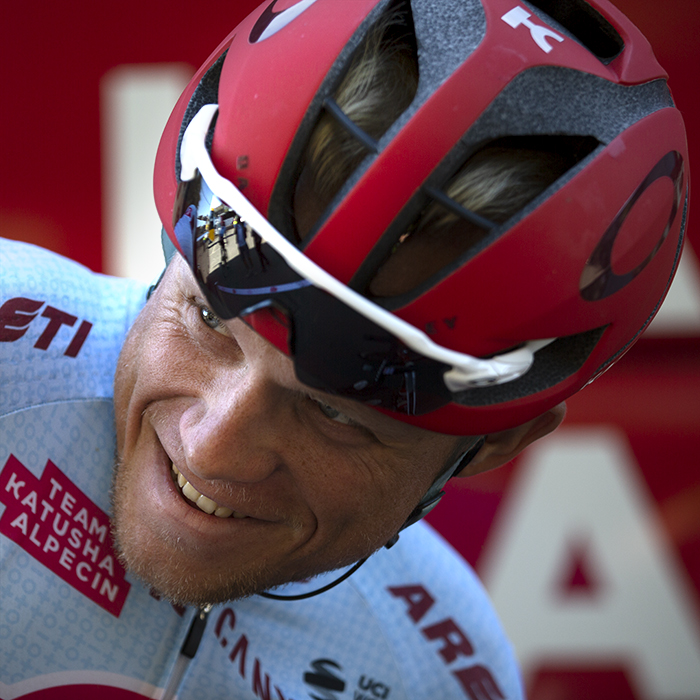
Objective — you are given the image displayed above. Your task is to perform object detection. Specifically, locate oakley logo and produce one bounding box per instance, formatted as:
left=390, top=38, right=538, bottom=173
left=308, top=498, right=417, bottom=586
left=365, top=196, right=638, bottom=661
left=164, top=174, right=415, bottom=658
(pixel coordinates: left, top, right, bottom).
left=250, top=0, right=320, bottom=43
left=580, top=151, right=684, bottom=302
left=501, top=6, right=564, bottom=53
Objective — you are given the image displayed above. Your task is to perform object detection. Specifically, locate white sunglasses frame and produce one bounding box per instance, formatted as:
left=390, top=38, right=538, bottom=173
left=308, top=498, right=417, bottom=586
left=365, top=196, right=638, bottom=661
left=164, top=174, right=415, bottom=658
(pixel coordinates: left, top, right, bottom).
left=179, top=104, right=553, bottom=391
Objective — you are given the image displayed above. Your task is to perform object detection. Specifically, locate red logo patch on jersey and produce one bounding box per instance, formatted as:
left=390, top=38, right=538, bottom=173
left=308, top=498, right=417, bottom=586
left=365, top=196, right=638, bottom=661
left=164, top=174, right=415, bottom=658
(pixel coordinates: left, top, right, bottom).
left=0, top=454, right=130, bottom=617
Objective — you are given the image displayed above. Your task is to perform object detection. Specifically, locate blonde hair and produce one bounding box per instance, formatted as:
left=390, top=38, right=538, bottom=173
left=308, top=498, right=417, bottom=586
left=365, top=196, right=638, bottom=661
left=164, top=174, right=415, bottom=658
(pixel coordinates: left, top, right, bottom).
left=302, top=8, right=418, bottom=203
left=428, top=146, right=571, bottom=229
left=297, top=6, right=576, bottom=292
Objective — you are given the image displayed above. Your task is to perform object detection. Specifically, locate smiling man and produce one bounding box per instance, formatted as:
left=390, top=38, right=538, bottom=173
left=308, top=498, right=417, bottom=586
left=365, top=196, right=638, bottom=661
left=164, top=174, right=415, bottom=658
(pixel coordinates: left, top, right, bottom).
left=111, top=254, right=560, bottom=608
left=0, top=1, right=688, bottom=699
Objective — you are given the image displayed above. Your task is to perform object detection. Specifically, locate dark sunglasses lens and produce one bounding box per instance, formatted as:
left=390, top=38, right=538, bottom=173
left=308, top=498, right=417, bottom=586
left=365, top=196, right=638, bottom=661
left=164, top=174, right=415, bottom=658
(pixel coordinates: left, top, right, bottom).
left=289, top=291, right=452, bottom=415
left=173, top=172, right=311, bottom=321
left=173, top=172, right=452, bottom=415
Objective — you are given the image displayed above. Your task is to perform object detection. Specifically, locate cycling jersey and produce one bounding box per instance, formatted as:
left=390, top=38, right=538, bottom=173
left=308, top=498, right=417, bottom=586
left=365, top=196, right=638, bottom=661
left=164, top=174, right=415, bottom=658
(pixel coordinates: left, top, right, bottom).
left=0, top=238, right=523, bottom=700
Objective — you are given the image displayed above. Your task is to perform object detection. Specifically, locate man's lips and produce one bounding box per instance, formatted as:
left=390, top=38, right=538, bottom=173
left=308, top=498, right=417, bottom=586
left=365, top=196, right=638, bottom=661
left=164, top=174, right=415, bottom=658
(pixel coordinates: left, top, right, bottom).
left=170, top=463, right=248, bottom=520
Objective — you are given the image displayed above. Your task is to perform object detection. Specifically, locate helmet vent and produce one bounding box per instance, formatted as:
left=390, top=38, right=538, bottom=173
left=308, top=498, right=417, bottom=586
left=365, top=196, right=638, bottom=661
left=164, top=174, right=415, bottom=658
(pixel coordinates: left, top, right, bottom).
left=526, top=0, right=624, bottom=63
left=365, top=134, right=600, bottom=300
left=290, top=0, right=419, bottom=242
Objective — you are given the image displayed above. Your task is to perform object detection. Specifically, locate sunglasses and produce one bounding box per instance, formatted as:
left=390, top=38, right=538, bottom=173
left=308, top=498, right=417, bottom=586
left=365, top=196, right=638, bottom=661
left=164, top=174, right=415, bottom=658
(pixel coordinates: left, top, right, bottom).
left=173, top=104, right=551, bottom=416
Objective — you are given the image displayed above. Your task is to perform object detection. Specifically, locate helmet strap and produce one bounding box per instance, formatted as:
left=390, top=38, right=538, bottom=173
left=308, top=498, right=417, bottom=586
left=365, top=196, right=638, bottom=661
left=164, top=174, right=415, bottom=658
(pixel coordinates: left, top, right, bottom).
left=385, top=435, right=486, bottom=549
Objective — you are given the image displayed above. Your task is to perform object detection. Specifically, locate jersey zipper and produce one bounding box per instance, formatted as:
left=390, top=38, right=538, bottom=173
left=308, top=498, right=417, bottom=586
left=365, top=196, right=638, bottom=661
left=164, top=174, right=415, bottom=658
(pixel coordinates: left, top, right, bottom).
left=162, top=605, right=212, bottom=700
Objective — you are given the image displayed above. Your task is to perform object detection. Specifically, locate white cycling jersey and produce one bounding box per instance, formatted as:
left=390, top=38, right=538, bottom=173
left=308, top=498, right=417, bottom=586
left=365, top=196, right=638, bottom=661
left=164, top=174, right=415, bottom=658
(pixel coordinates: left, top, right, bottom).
left=0, top=238, right=523, bottom=700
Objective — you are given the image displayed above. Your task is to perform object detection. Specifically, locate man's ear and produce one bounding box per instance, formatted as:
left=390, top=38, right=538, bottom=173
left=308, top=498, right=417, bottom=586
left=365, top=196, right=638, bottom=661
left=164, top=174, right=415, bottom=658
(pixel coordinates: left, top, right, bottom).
left=454, top=402, right=567, bottom=478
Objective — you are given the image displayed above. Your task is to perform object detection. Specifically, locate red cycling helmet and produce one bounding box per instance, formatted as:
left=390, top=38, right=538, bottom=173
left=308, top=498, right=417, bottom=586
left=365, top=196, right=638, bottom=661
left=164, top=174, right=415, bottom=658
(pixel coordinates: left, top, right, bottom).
left=154, top=0, right=689, bottom=436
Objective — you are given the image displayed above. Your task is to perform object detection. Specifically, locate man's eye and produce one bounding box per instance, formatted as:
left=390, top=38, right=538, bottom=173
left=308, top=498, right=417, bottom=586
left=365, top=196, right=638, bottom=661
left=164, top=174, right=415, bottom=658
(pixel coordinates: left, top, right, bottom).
left=312, top=399, right=354, bottom=426
left=198, top=305, right=227, bottom=335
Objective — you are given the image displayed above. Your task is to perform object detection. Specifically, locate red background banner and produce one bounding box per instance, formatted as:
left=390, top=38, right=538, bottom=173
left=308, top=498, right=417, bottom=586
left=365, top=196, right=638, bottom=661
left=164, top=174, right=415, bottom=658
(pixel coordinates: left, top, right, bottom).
left=2, top=2, right=699, bottom=698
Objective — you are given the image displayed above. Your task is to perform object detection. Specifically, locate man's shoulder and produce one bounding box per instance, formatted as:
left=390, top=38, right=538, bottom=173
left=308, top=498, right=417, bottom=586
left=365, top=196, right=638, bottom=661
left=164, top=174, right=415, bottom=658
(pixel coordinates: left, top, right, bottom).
left=0, top=238, right=149, bottom=414
left=345, top=521, right=523, bottom=698
left=0, top=238, right=148, bottom=314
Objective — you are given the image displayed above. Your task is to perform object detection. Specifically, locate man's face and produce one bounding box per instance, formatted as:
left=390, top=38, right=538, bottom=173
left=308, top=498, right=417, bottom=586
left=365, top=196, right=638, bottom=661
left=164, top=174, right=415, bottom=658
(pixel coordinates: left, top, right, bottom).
left=112, top=257, right=460, bottom=606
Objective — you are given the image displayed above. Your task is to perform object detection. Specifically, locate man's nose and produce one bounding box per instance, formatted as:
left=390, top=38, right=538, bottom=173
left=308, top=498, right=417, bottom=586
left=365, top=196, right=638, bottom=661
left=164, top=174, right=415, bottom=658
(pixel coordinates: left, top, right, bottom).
left=178, top=368, right=287, bottom=484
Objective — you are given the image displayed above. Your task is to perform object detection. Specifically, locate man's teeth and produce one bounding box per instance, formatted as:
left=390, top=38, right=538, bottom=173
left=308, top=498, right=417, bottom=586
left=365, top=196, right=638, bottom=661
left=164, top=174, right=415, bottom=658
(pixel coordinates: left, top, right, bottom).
left=171, top=464, right=247, bottom=519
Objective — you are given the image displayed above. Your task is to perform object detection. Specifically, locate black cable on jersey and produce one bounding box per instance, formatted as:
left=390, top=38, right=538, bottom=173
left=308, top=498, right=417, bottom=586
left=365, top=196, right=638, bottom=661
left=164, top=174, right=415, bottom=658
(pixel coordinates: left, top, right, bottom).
left=162, top=605, right=212, bottom=700
left=258, top=557, right=368, bottom=601
left=181, top=605, right=212, bottom=657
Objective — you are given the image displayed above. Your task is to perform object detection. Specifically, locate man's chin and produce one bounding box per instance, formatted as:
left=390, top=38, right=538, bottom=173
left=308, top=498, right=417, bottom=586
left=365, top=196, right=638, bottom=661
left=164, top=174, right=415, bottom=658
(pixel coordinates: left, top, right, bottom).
left=112, top=527, right=277, bottom=607
left=110, top=508, right=349, bottom=607
left=109, top=453, right=282, bottom=605
left=111, top=515, right=376, bottom=607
